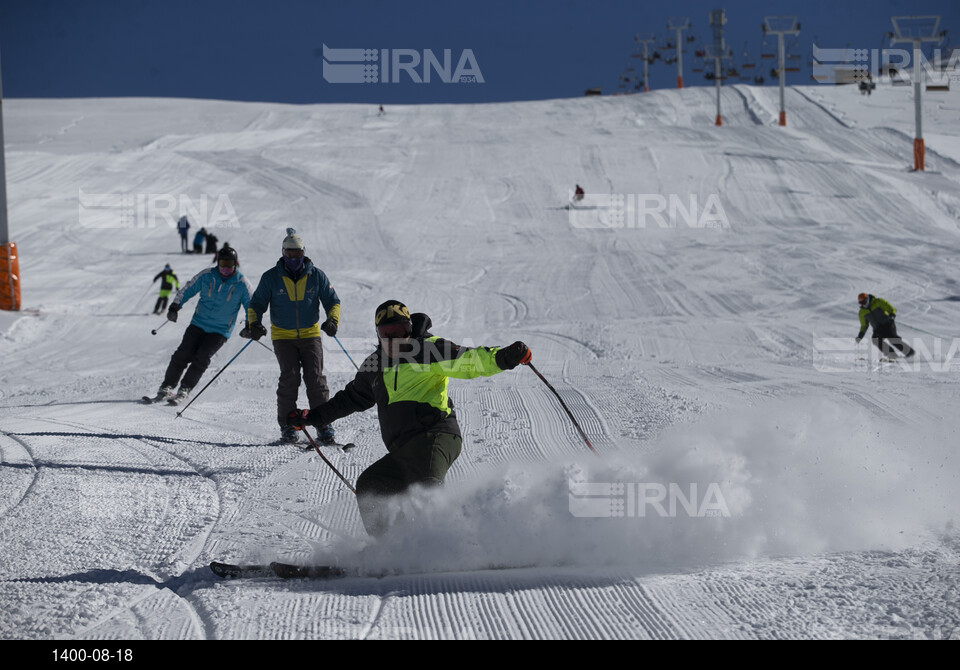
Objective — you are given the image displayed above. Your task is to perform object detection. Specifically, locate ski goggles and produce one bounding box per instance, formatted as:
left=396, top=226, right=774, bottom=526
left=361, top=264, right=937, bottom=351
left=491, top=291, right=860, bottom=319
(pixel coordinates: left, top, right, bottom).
left=283, top=248, right=305, bottom=258
left=377, top=322, right=412, bottom=340
left=218, top=259, right=236, bottom=268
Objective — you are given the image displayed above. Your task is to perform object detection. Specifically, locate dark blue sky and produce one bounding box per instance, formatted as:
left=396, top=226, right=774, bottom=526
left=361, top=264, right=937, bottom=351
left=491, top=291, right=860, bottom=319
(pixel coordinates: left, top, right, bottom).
left=1, top=0, right=957, bottom=104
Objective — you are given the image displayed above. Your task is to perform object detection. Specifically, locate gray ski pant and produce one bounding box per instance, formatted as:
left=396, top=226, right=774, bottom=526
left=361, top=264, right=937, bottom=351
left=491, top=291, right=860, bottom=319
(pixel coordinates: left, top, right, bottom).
left=273, top=337, right=329, bottom=427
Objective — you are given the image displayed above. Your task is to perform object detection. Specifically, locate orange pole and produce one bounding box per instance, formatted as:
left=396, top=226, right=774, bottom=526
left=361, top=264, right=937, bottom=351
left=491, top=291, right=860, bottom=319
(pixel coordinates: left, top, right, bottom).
left=715, top=115, right=723, bottom=126
left=0, top=242, right=21, bottom=311
left=913, top=138, right=925, bottom=171
left=779, top=110, right=787, bottom=126
left=677, top=75, right=684, bottom=89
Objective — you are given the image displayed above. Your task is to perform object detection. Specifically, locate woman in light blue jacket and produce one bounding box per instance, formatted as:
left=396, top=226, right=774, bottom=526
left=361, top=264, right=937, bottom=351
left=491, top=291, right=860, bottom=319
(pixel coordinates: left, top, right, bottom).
left=145, top=245, right=252, bottom=404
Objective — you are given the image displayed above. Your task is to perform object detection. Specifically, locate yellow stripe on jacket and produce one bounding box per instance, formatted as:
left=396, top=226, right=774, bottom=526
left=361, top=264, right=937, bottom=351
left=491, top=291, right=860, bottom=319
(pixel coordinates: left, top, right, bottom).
left=252, top=299, right=341, bottom=340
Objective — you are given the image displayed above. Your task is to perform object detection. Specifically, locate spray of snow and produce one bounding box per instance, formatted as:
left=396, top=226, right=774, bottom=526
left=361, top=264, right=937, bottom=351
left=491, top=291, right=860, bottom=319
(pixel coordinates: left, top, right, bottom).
left=312, top=396, right=959, bottom=574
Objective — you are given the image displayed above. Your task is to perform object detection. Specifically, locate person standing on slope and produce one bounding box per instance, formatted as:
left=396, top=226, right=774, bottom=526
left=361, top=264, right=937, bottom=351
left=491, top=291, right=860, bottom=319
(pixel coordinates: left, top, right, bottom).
left=286, top=299, right=532, bottom=537
left=146, top=245, right=252, bottom=404
left=856, top=292, right=915, bottom=359
left=177, top=215, right=191, bottom=253
left=193, top=227, right=207, bottom=254
left=241, top=228, right=341, bottom=445
left=152, top=264, right=180, bottom=315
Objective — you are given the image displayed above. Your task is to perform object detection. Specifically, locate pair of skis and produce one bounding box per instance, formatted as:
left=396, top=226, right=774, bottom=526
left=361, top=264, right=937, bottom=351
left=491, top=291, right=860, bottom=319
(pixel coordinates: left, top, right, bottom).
left=210, top=561, right=346, bottom=580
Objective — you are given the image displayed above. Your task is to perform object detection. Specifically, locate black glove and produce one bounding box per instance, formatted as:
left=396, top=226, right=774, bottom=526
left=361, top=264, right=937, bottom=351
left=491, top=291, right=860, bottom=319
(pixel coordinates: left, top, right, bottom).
left=287, top=409, right=310, bottom=430
left=288, top=407, right=327, bottom=429
left=167, top=303, right=180, bottom=322
left=240, top=322, right=267, bottom=340
left=495, top=341, right=532, bottom=370
left=321, top=318, right=338, bottom=337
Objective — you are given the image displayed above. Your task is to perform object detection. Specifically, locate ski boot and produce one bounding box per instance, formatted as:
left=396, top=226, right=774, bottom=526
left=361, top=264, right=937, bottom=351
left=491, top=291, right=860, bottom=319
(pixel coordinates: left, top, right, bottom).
left=317, top=424, right=336, bottom=445
left=168, top=386, right=192, bottom=405
left=279, top=425, right=300, bottom=444
left=143, top=385, right=174, bottom=404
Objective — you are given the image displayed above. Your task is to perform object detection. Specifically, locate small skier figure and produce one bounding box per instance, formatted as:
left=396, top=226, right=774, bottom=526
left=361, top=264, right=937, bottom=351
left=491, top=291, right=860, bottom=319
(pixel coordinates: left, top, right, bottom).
left=192, top=227, right=207, bottom=254
left=856, top=292, right=915, bottom=359
left=152, top=264, right=180, bottom=314
left=177, top=216, right=191, bottom=253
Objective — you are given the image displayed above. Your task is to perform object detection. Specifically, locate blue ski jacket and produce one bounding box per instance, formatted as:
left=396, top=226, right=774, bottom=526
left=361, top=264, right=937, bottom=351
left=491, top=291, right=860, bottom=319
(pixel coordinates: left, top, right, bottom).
left=174, top=268, right=252, bottom=338
left=247, top=258, right=340, bottom=340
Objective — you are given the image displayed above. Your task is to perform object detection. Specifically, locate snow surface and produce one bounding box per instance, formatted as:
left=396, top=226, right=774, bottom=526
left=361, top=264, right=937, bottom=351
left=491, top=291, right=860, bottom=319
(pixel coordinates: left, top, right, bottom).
left=1, top=79, right=959, bottom=640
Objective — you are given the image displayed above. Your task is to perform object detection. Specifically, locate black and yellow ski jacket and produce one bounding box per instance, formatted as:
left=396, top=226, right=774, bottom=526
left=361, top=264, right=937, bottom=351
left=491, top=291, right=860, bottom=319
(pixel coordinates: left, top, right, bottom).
left=857, top=295, right=896, bottom=339
left=316, top=315, right=508, bottom=452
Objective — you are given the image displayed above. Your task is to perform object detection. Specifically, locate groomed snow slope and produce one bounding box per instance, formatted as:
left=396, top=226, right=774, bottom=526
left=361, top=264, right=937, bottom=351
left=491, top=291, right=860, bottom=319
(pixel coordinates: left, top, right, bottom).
left=1, top=80, right=959, bottom=640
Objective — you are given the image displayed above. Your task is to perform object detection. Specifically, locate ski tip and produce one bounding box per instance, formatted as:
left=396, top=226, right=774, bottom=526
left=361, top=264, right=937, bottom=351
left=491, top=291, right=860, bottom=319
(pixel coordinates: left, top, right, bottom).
left=342, top=443, right=357, bottom=452
left=209, top=561, right=241, bottom=579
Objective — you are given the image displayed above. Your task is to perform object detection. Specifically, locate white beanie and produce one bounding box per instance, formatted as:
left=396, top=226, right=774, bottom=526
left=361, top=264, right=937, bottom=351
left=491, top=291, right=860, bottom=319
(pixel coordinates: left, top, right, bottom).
left=282, top=227, right=304, bottom=251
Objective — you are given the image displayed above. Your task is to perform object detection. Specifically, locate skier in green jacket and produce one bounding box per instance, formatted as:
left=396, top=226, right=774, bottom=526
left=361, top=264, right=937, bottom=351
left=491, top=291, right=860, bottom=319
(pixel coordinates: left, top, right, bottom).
left=287, top=299, right=532, bottom=537
left=152, top=264, right=180, bottom=315
left=856, top=292, right=914, bottom=359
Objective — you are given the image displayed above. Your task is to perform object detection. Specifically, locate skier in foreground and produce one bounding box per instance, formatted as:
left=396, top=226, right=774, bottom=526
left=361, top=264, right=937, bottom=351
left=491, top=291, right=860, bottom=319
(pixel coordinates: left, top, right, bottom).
left=145, top=245, right=252, bottom=404
left=855, top=292, right=915, bottom=359
left=287, top=299, right=532, bottom=537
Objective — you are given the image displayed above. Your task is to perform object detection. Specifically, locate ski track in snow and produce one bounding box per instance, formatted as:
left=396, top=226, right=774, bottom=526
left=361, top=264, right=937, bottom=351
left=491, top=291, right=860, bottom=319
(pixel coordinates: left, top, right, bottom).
left=1, top=82, right=960, bottom=640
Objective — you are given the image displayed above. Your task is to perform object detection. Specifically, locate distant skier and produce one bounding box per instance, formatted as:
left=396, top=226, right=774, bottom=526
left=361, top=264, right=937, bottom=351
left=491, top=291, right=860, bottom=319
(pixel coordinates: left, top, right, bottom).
left=205, top=231, right=219, bottom=255
left=378, top=104, right=385, bottom=116
left=152, top=264, right=180, bottom=315
left=145, top=245, right=252, bottom=405
left=573, top=184, right=585, bottom=202
left=177, top=216, right=191, bottom=253
left=242, top=228, right=341, bottom=445
left=286, top=299, right=532, bottom=537
left=855, top=293, right=915, bottom=359
left=193, top=227, right=207, bottom=254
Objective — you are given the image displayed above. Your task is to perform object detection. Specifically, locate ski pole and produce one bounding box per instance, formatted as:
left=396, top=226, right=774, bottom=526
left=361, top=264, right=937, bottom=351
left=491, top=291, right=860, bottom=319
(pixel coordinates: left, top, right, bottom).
left=151, top=319, right=170, bottom=336
left=134, top=282, right=155, bottom=311
left=175, top=339, right=254, bottom=418
left=525, top=361, right=598, bottom=454
left=302, top=426, right=356, bottom=495
left=332, top=334, right=360, bottom=371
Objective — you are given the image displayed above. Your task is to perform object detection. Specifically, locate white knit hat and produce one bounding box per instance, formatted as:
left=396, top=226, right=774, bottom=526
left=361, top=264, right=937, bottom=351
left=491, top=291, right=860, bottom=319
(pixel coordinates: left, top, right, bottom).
left=282, top=227, right=304, bottom=251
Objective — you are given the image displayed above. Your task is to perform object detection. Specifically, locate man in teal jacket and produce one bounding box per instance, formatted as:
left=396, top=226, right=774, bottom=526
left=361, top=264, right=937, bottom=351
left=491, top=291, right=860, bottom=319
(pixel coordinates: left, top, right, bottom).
left=288, top=299, right=532, bottom=537
left=856, top=292, right=915, bottom=359
left=147, top=245, right=252, bottom=404
left=242, top=228, right=341, bottom=444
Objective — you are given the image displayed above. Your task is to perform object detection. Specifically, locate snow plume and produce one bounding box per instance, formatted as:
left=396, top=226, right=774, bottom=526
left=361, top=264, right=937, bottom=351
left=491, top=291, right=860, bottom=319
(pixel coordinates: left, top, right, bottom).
left=315, top=397, right=959, bottom=575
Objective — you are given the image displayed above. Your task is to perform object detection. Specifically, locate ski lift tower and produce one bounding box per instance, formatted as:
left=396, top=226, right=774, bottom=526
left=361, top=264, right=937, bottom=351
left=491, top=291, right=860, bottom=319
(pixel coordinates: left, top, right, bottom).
left=890, top=15, right=946, bottom=171
left=707, top=9, right=731, bottom=126
left=763, top=16, right=800, bottom=127
left=668, top=17, right=691, bottom=88
left=633, top=33, right=657, bottom=92
left=0, top=44, right=20, bottom=312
